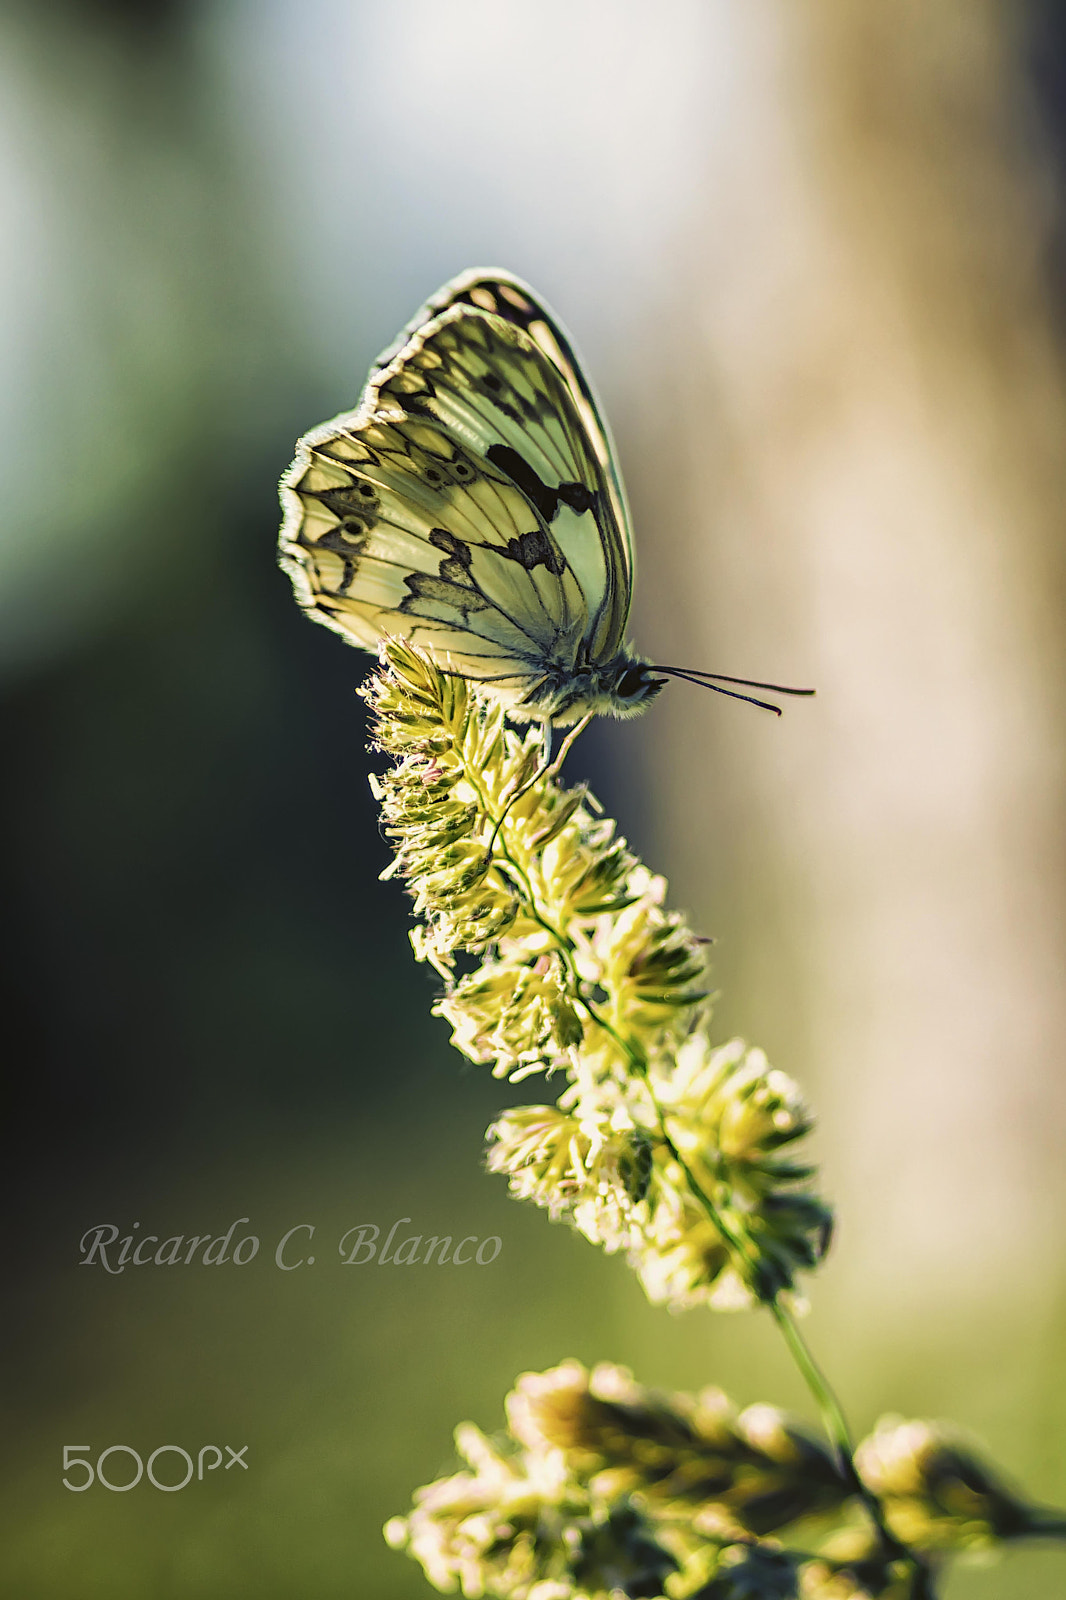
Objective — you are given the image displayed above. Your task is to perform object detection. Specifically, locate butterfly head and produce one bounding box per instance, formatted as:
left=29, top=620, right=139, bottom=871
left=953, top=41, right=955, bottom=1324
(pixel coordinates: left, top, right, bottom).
left=606, top=660, right=669, bottom=718
left=519, top=654, right=816, bottom=726
left=520, top=653, right=666, bottom=725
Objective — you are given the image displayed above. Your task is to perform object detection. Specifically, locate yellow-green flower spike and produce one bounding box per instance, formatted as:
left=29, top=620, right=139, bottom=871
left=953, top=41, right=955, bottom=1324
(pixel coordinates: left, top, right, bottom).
left=363, top=641, right=831, bottom=1308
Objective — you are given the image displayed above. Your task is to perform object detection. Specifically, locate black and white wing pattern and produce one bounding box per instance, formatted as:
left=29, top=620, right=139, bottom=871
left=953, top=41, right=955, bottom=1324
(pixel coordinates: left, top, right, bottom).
left=278, top=270, right=647, bottom=723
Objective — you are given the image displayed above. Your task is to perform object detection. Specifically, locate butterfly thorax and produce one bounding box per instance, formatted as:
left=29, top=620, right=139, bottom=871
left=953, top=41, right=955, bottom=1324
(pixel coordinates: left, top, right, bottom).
left=517, top=652, right=665, bottom=725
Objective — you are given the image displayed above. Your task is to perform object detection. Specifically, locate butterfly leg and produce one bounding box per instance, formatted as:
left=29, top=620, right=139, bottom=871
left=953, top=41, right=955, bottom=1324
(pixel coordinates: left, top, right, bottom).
left=544, top=713, right=591, bottom=780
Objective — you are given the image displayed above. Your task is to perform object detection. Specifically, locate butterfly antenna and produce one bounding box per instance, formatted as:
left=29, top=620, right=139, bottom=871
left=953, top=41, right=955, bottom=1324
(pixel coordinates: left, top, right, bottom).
left=655, top=666, right=816, bottom=697
left=653, top=665, right=815, bottom=715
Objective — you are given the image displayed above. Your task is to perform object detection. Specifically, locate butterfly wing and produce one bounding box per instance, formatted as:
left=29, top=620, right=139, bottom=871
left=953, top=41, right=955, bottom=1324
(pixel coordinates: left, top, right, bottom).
left=278, top=271, right=635, bottom=709
left=372, top=268, right=635, bottom=611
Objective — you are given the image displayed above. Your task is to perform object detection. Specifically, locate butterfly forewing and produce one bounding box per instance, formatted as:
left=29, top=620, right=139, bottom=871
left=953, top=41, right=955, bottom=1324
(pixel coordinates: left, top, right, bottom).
left=375, top=270, right=634, bottom=651
left=279, top=271, right=635, bottom=706
left=380, top=309, right=623, bottom=647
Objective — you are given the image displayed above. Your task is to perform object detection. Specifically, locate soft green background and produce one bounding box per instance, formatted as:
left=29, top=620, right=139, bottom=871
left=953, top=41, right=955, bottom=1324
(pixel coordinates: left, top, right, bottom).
left=2, top=3, right=1066, bottom=1596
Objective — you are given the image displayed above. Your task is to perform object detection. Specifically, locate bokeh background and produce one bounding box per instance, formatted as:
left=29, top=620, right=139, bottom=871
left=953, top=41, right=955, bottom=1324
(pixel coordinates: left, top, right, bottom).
left=3, top=2, right=1066, bottom=1595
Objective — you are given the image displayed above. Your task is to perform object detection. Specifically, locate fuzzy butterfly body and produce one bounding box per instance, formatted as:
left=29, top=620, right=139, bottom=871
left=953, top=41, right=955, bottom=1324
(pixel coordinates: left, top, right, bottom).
left=278, top=269, right=663, bottom=725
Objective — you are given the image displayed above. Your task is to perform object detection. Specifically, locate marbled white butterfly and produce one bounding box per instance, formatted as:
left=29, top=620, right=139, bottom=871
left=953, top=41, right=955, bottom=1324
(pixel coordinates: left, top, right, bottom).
left=279, top=269, right=811, bottom=728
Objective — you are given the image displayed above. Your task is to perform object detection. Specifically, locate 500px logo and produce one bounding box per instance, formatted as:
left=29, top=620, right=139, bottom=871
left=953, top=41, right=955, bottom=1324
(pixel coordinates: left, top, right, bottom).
left=61, top=1444, right=248, bottom=1492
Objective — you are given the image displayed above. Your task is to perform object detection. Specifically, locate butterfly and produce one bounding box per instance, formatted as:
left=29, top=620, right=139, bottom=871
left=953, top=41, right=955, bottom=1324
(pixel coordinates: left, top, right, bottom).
left=278, top=269, right=812, bottom=732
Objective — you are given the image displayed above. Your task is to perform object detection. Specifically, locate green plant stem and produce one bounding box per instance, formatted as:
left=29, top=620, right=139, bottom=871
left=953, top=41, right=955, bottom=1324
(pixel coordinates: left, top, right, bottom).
left=569, top=980, right=939, bottom=1595
left=769, top=1297, right=853, bottom=1475
left=468, top=739, right=940, bottom=1594
left=770, top=1301, right=936, bottom=1598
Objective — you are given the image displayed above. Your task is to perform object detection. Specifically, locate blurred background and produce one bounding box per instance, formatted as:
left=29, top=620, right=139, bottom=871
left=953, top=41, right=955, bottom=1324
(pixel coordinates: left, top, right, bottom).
left=2, top=1, right=1066, bottom=1595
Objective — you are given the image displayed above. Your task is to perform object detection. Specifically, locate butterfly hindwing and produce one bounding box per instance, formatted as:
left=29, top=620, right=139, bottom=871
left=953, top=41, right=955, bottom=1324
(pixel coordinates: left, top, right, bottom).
left=284, top=399, right=583, bottom=689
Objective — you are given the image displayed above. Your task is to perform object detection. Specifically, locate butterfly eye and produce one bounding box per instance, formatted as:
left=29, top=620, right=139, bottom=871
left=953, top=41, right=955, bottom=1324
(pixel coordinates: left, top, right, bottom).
left=616, top=668, right=648, bottom=699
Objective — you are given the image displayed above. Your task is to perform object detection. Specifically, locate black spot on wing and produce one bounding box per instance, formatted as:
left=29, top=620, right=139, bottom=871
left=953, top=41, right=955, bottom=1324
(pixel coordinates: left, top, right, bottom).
left=419, top=451, right=478, bottom=489
left=399, top=572, right=490, bottom=617
left=428, top=527, right=477, bottom=585
left=557, top=482, right=593, bottom=514
left=431, top=518, right=564, bottom=585
left=486, top=444, right=595, bottom=526
left=307, top=483, right=380, bottom=528
left=499, top=528, right=566, bottom=576
left=298, top=480, right=380, bottom=595
left=429, top=528, right=473, bottom=568
left=301, top=524, right=370, bottom=596
left=486, top=444, right=558, bottom=522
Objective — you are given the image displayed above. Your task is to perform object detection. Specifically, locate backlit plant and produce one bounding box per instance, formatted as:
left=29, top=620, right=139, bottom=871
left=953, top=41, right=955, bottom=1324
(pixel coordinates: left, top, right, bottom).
left=364, top=640, right=1064, bottom=1600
